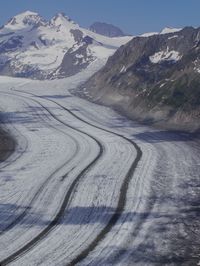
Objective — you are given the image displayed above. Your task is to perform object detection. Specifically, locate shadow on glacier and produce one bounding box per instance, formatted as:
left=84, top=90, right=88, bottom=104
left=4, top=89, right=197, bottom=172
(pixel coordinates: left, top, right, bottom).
left=85, top=245, right=198, bottom=266
left=1, top=199, right=198, bottom=227
left=0, top=106, right=61, bottom=125
left=38, top=95, right=72, bottom=99
left=133, top=130, right=195, bottom=143
left=108, top=116, right=141, bottom=129
left=0, top=203, right=30, bottom=232
left=62, top=200, right=200, bottom=225
left=1, top=204, right=199, bottom=265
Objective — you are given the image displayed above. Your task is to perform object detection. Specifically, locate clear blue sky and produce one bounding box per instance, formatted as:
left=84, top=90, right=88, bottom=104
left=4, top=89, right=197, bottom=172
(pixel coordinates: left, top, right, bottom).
left=0, top=0, right=199, bottom=35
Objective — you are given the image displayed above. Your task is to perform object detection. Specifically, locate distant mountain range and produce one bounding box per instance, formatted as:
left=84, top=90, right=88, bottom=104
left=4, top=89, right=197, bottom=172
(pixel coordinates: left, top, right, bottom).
left=1, top=11, right=200, bottom=131
left=82, top=26, right=200, bottom=132
left=89, top=22, right=126, bottom=37
left=0, top=11, right=132, bottom=79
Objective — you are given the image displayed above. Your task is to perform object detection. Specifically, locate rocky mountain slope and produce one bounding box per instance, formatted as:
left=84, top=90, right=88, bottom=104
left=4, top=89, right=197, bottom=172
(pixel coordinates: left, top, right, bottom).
left=0, top=11, right=132, bottom=79
left=82, top=26, right=200, bottom=132
left=89, top=22, right=126, bottom=37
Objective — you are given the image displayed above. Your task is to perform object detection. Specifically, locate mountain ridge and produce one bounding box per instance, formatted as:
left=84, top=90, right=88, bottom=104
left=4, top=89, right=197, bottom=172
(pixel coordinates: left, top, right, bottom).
left=81, top=26, right=200, bottom=132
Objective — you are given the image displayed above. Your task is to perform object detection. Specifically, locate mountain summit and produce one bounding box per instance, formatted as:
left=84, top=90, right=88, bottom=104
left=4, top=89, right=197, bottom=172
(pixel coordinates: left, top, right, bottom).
left=50, top=12, right=76, bottom=27
left=4, top=11, right=47, bottom=30
left=0, top=11, right=132, bottom=80
left=90, top=22, right=126, bottom=37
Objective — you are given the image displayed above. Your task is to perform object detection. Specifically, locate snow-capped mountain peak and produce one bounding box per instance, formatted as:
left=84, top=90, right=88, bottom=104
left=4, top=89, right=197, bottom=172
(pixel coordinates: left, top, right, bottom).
left=0, top=11, right=132, bottom=80
left=15, top=10, right=39, bottom=17
left=4, top=11, right=46, bottom=30
left=50, top=13, right=77, bottom=27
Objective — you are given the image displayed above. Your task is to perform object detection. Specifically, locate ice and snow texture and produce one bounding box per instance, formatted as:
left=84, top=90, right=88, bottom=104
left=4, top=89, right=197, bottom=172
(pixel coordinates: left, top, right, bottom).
left=0, top=67, right=199, bottom=266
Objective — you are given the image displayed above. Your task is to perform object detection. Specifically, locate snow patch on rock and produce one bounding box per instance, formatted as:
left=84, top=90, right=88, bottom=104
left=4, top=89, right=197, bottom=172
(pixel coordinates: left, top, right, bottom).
left=150, top=48, right=182, bottom=64
left=168, top=35, right=179, bottom=40
left=120, top=65, right=127, bottom=73
left=141, top=32, right=159, bottom=37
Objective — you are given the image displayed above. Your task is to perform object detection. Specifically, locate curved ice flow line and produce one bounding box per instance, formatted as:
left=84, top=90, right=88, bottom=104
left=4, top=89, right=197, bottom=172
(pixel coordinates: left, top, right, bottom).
left=0, top=92, right=98, bottom=236
left=0, top=91, right=104, bottom=265
left=8, top=91, right=142, bottom=266
left=40, top=98, right=142, bottom=266
left=33, top=94, right=199, bottom=266
left=0, top=92, right=82, bottom=236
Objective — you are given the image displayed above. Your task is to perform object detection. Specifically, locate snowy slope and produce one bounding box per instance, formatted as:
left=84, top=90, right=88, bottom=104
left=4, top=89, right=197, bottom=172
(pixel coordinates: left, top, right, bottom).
left=0, top=11, right=132, bottom=80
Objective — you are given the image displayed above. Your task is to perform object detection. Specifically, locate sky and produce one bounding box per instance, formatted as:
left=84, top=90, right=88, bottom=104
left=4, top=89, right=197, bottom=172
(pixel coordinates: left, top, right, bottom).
left=0, top=0, right=199, bottom=35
